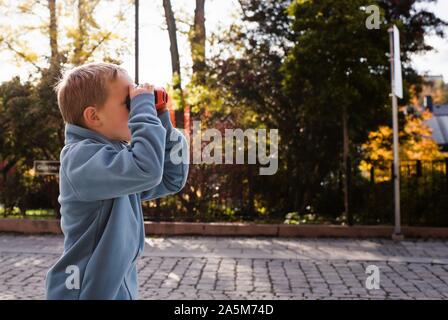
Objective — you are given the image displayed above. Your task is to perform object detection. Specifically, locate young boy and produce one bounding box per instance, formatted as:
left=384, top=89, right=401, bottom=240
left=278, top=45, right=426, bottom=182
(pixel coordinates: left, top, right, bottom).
left=45, top=62, right=189, bottom=300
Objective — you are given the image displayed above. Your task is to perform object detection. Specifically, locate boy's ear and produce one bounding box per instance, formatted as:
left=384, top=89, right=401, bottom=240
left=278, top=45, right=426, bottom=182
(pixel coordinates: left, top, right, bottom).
left=83, top=106, right=101, bottom=127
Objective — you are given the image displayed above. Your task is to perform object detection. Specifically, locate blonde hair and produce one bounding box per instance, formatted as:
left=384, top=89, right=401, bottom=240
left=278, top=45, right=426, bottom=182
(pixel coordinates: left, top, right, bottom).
left=54, top=62, right=128, bottom=125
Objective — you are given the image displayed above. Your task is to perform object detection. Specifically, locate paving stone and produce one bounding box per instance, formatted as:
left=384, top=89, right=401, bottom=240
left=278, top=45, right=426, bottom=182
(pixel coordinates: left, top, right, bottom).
left=1, top=234, right=448, bottom=299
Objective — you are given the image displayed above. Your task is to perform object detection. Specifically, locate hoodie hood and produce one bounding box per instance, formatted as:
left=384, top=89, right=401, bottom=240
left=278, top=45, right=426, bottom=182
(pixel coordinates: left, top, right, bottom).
left=64, top=123, right=126, bottom=149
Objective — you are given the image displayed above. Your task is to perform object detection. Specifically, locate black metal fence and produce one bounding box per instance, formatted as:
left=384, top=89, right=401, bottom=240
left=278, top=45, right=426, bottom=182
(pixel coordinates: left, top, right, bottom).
left=351, top=159, right=448, bottom=226
left=2, top=159, right=448, bottom=226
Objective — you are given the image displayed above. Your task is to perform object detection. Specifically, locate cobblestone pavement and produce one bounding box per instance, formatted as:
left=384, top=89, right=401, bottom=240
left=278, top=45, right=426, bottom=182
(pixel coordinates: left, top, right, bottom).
left=1, top=234, right=448, bottom=300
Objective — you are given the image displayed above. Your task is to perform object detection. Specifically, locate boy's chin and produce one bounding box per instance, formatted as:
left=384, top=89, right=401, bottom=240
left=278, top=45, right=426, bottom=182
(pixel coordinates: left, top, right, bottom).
left=120, top=136, right=131, bottom=143
left=114, top=133, right=131, bottom=142
left=119, top=130, right=132, bottom=142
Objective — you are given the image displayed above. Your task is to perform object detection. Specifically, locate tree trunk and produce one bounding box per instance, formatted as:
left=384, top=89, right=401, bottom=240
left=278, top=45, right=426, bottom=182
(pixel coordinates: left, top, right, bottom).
left=342, top=105, right=353, bottom=225
left=1, top=171, right=6, bottom=217
left=48, top=0, right=59, bottom=71
left=162, top=0, right=185, bottom=127
left=190, top=0, right=206, bottom=84
left=73, top=0, right=87, bottom=66
left=163, top=0, right=181, bottom=87
left=247, top=165, right=254, bottom=218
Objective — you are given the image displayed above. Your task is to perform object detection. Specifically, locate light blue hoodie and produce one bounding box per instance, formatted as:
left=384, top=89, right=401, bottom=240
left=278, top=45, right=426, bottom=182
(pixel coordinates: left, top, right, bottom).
left=45, top=93, right=189, bottom=300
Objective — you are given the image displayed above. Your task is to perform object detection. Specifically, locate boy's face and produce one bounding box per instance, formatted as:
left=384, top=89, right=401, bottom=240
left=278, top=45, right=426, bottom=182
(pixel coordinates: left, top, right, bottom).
left=89, top=73, right=133, bottom=142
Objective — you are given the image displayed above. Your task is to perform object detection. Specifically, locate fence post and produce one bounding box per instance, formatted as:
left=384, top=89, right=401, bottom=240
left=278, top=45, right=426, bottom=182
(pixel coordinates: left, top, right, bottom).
left=445, top=158, right=448, bottom=193
left=416, top=160, right=422, bottom=177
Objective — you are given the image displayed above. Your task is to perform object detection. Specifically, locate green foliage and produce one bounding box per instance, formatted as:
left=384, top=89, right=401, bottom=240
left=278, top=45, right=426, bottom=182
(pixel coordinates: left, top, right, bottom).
left=0, top=74, right=61, bottom=216
left=207, top=0, right=447, bottom=225
left=1, top=0, right=447, bottom=226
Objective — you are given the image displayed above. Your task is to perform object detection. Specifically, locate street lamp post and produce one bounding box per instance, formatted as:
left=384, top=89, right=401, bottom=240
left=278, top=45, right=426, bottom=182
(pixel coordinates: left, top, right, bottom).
left=135, top=0, right=139, bottom=84
left=388, top=25, right=404, bottom=241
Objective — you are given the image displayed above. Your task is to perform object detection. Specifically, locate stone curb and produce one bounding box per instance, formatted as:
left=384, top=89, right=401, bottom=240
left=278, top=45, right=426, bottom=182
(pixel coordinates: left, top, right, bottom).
left=1, top=219, right=448, bottom=239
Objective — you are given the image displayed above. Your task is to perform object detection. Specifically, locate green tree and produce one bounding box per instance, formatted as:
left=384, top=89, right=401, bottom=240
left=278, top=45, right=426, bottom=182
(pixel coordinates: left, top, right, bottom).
left=283, top=0, right=446, bottom=224
left=209, top=0, right=446, bottom=223
left=0, top=0, right=132, bottom=72
left=0, top=0, right=134, bottom=216
left=0, top=77, right=59, bottom=215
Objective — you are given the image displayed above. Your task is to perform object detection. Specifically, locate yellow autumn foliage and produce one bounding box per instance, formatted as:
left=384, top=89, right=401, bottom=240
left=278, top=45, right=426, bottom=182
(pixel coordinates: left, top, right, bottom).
left=359, top=109, right=446, bottom=182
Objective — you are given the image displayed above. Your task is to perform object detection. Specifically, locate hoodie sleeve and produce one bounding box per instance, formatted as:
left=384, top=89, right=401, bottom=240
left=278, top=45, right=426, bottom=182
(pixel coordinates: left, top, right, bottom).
left=140, top=110, right=189, bottom=201
left=62, top=93, right=166, bottom=202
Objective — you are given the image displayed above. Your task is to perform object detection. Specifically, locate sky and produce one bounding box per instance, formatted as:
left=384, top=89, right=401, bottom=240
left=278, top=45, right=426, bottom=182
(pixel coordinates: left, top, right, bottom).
left=411, top=0, right=448, bottom=81
left=0, top=0, right=447, bottom=86
left=0, top=0, right=239, bottom=87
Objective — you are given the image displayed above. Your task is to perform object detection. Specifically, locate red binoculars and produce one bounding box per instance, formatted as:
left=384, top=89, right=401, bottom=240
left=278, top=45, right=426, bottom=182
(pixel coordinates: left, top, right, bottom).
left=125, top=87, right=168, bottom=111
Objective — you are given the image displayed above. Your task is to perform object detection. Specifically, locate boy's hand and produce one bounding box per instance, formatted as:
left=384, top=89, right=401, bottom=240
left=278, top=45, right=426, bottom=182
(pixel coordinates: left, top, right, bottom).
left=156, top=93, right=171, bottom=115
left=129, top=83, right=154, bottom=99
